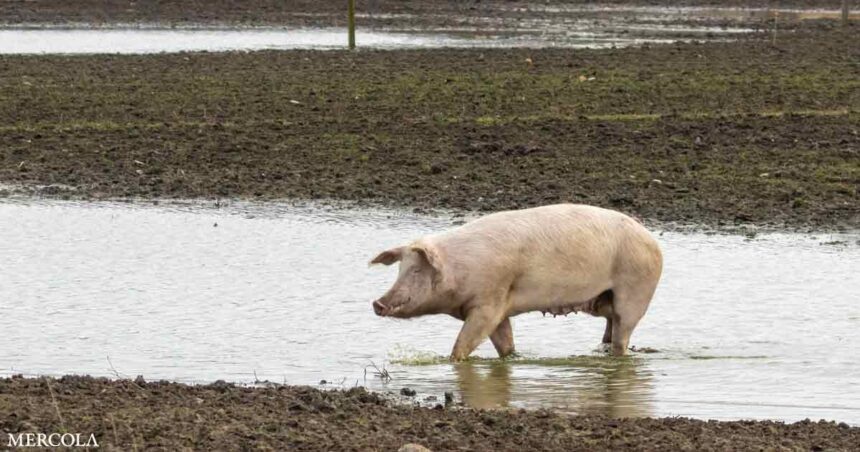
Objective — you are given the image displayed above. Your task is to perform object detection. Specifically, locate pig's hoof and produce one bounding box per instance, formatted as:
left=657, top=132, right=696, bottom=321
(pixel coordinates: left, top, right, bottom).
left=499, top=351, right=522, bottom=360
left=449, top=354, right=470, bottom=363
left=595, top=342, right=612, bottom=354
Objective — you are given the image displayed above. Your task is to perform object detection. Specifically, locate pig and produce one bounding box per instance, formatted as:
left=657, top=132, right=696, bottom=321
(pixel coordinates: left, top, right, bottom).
left=370, top=204, right=662, bottom=360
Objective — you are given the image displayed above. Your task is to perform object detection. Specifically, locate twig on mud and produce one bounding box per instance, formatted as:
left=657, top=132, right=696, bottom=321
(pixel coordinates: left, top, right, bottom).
left=127, top=424, right=140, bottom=452
left=44, top=377, right=66, bottom=432
left=106, top=356, right=123, bottom=379
left=365, top=360, right=392, bottom=383
left=109, top=414, right=119, bottom=447
left=250, top=370, right=287, bottom=388
left=106, top=356, right=144, bottom=390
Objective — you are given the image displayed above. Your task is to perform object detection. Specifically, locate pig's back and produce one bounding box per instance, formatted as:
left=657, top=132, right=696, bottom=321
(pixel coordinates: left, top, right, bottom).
left=435, top=204, right=654, bottom=282
left=456, top=204, right=635, bottom=243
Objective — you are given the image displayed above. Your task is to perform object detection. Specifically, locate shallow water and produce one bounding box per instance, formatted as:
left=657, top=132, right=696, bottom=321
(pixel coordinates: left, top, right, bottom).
left=0, top=28, right=527, bottom=54
left=0, top=26, right=684, bottom=54
left=2, top=4, right=853, bottom=54
left=1, top=200, right=858, bottom=424
left=0, top=3, right=773, bottom=55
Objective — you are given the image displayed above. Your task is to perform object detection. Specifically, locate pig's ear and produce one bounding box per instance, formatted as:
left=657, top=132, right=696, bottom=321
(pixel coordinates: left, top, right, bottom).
left=411, top=244, right=443, bottom=274
left=369, top=247, right=404, bottom=266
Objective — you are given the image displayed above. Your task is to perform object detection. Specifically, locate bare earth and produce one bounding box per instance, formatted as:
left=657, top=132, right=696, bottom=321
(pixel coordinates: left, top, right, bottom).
left=1, top=22, right=858, bottom=230
left=1, top=376, right=858, bottom=451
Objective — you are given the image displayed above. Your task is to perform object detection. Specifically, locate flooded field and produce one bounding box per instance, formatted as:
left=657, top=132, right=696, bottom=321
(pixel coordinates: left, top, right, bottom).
left=3, top=4, right=817, bottom=54
left=1, top=200, right=858, bottom=424
left=4, top=4, right=852, bottom=54
left=0, top=27, right=677, bottom=54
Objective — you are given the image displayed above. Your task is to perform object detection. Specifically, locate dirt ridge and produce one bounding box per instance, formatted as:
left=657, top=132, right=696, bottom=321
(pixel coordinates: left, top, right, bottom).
left=1, top=375, right=858, bottom=451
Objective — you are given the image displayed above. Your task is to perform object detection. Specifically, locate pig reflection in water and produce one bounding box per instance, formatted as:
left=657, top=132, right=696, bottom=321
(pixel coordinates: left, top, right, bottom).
left=456, top=362, right=512, bottom=410
left=371, top=204, right=663, bottom=360
left=455, top=360, right=653, bottom=418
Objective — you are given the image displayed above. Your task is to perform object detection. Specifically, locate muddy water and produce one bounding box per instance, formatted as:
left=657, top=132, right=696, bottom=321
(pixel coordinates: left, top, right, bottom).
left=1, top=200, right=858, bottom=424
left=0, top=28, right=541, bottom=54
left=2, top=5, right=854, bottom=54
left=0, top=4, right=769, bottom=55
left=0, top=26, right=682, bottom=54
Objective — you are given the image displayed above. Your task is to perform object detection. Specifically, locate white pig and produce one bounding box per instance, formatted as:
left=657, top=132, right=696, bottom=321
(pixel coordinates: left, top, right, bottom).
left=370, top=204, right=662, bottom=360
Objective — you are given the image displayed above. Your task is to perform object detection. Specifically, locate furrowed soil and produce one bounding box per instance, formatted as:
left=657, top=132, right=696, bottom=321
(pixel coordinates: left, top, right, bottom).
left=1, top=23, right=858, bottom=229
left=1, top=376, right=858, bottom=451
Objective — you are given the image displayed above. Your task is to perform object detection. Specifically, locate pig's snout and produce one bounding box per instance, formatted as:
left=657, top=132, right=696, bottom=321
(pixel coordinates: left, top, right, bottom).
left=372, top=299, right=388, bottom=316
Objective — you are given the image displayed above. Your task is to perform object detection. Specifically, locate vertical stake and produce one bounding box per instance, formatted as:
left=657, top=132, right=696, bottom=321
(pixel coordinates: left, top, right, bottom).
left=772, top=11, right=779, bottom=46
left=348, top=0, right=356, bottom=49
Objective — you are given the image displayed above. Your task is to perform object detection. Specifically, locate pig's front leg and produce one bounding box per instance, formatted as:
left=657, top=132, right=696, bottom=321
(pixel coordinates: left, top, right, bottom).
left=489, top=317, right=515, bottom=358
left=450, top=306, right=506, bottom=362
left=449, top=310, right=514, bottom=357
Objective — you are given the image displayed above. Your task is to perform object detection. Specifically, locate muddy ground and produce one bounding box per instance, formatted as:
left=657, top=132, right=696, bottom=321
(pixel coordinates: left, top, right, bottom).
left=1, top=22, right=858, bottom=229
left=0, top=376, right=857, bottom=451
left=0, top=0, right=854, bottom=28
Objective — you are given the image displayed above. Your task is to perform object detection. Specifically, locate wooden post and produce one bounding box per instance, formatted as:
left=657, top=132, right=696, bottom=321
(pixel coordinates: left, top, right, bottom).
left=843, top=0, right=850, bottom=26
left=348, top=0, right=356, bottom=49
left=772, top=11, right=778, bottom=46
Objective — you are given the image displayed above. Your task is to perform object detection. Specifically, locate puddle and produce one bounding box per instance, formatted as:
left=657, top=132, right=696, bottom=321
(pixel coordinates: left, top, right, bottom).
left=0, top=7, right=759, bottom=54
left=1, top=4, right=853, bottom=54
left=0, top=26, right=697, bottom=54
left=508, top=4, right=857, bottom=19
left=0, top=28, right=474, bottom=54
left=0, top=199, right=858, bottom=424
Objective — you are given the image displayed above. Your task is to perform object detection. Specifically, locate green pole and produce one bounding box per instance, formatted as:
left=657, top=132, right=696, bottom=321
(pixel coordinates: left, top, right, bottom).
left=843, top=0, right=850, bottom=26
left=348, top=0, right=356, bottom=49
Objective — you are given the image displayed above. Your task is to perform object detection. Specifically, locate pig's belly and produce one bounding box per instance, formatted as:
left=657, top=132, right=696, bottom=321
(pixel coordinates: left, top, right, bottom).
left=506, top=274, right=611, bottom=317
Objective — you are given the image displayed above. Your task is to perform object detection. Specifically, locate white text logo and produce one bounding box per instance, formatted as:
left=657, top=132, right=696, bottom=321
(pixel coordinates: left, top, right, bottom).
left=7, top=433, right=99, bottom=448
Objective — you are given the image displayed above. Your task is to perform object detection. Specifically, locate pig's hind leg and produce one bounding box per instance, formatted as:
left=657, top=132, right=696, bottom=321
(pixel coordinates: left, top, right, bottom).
left=451, top=305, right=507, bottom=362
left=602, top=318, right=613, bottom=345
left=608, top=283, right=658, bottom=356
left=593, top=291, right=615, bottom=346
left=489, top=318, right=515, bottom=358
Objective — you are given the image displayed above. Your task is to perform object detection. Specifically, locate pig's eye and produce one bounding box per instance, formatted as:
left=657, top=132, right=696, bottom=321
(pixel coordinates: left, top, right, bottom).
left=412, top=268, right=421, bottom=274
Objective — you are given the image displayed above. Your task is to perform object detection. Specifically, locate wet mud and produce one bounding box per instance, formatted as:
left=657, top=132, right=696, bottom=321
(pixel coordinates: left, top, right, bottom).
left=1, top=376, right=858, bottom=451
left=0, top=0, right=853, bottom=29
left=1, top=23, right=858, bottom=229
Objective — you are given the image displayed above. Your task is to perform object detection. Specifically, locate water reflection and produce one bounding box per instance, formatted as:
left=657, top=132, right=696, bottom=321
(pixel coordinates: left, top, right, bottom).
left=573, top=357, right=653, bottom=418
left=455, top=362, right=512, bottom=409
left=454, top=357, right=653, bottom=418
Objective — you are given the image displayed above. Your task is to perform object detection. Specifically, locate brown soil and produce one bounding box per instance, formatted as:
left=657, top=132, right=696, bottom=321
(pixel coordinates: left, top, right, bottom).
left=1, top=375, right=857, bottom=451
left=0, top=0, right=854, bottom=28
left=2, top=22, right=858, bottom=230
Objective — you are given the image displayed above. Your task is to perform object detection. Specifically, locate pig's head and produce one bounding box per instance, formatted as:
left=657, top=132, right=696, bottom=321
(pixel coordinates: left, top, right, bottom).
left=369, top=242, right=451, bottom=318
